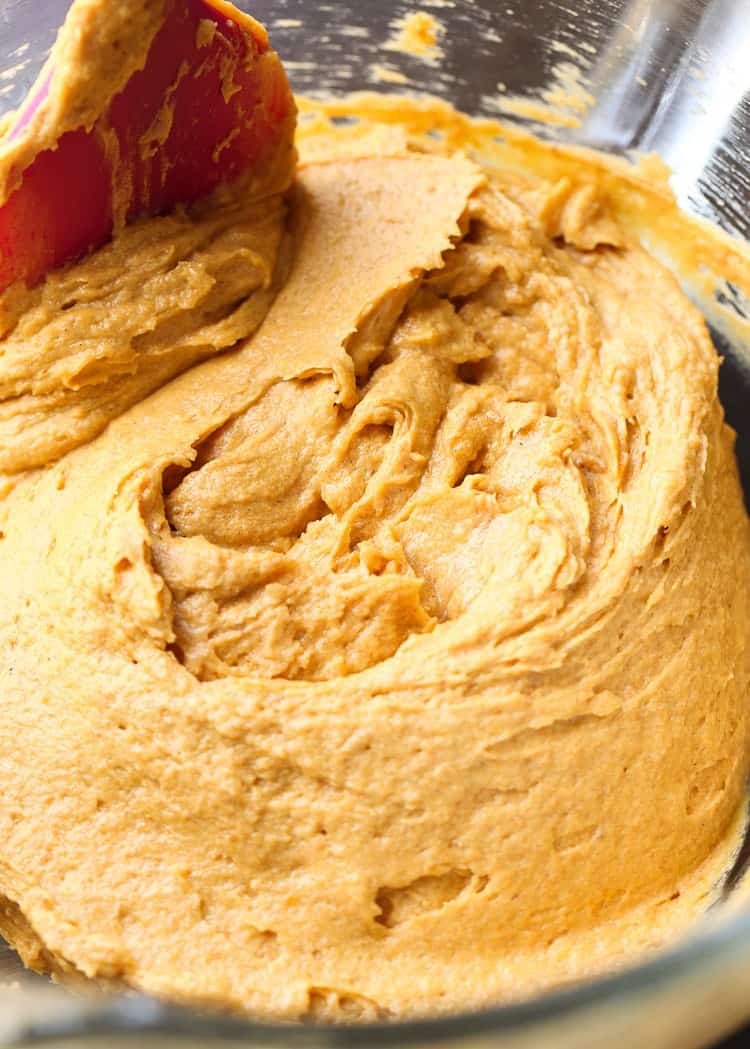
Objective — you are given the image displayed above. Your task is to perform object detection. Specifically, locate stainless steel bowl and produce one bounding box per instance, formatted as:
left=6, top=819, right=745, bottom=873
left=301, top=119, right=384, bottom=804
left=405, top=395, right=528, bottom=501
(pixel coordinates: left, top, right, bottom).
left=1, top=1, right=750, bottom=1046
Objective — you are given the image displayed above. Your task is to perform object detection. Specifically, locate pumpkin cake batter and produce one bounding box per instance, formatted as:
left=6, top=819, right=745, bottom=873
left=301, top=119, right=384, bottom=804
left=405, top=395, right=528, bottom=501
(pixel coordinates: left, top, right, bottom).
left=1, top=0, right=750, bottom=1025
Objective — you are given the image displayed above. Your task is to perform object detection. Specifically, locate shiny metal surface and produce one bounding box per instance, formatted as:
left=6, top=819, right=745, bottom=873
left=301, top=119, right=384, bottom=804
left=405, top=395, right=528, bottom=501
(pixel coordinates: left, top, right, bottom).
left=1, top=1, right=750, bottom=1045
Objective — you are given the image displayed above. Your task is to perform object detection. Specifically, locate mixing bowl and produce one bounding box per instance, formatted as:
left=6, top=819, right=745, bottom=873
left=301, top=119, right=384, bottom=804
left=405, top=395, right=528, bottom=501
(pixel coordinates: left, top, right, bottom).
left=1, top=1, right=750, bottom=1046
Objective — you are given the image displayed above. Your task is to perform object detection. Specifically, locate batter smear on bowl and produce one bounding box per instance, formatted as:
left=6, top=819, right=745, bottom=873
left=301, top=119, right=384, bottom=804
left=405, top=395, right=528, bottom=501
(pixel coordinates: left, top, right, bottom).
left=0, top=0, right=750, bottom=1024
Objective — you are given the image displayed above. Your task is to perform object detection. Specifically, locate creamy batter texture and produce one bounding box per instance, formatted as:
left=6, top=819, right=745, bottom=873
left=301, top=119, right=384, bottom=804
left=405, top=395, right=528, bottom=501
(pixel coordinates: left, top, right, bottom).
left=1, top=4, right=750, bottom=1027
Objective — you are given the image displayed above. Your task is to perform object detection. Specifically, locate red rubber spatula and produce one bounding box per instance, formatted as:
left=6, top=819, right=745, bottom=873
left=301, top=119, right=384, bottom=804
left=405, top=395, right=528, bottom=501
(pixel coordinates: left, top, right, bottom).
left=0, top=0, right=295, bottom=294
